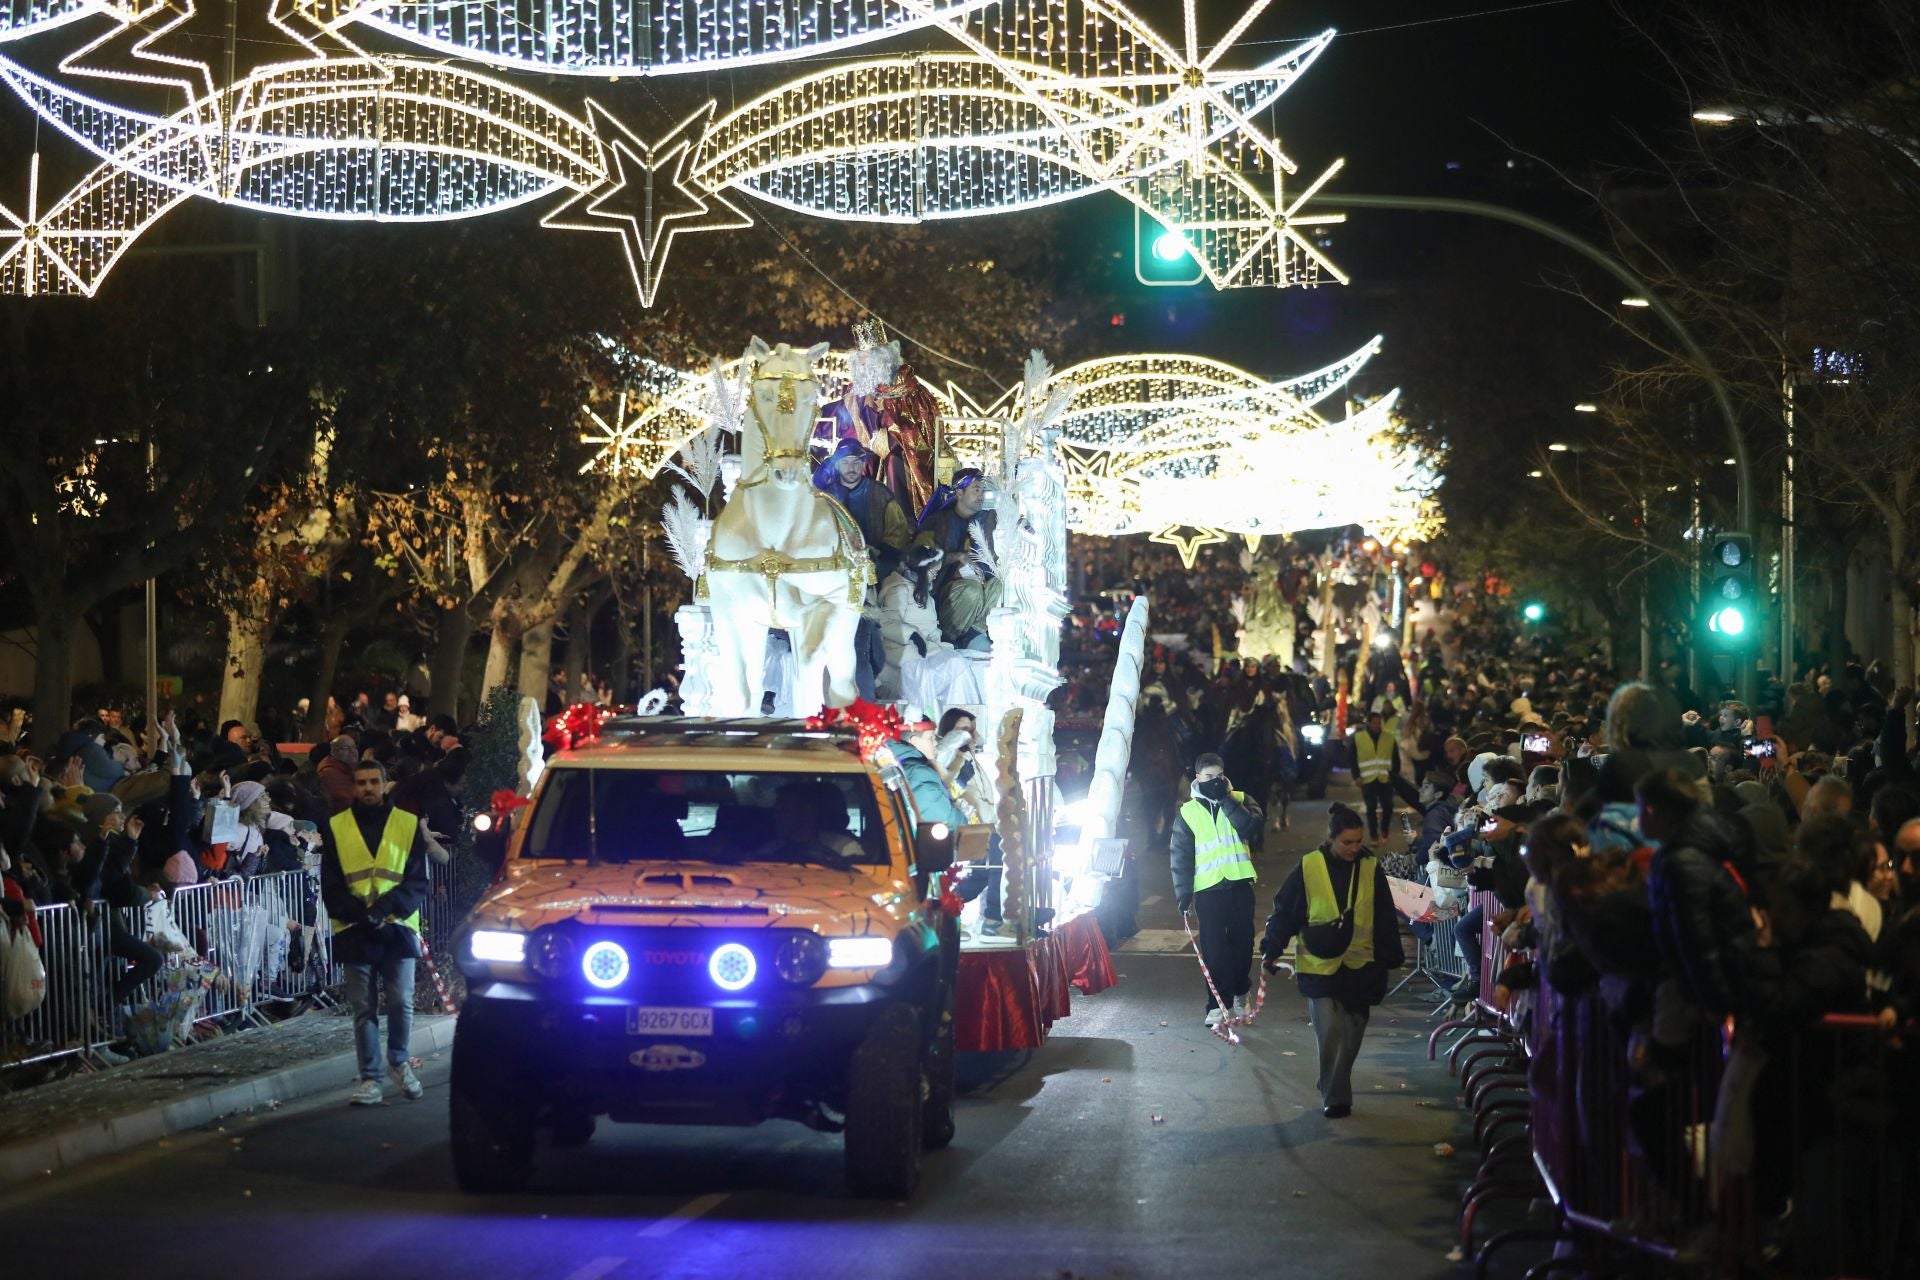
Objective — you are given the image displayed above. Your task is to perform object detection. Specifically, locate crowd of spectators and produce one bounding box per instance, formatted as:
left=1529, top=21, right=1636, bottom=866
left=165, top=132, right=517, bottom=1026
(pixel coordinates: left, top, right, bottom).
left=1, top=696, right=478, bottom=1065
left=1387, top=609, right=1918, bottom=1266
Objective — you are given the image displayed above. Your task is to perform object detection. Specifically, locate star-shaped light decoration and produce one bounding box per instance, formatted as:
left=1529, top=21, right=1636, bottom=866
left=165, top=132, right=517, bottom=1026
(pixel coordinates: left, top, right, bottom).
left=60, top=0, right=382, bottom=197
left=1151, top=524, right=1228, bottom=570
left=1096, top=1, right=1332, bottom=179
left=542, top=100, right=754, bottom=307
left=0, top=153, right=94, bottom=297
left=577, top=390, right=653, bottom=478
left=64, top=0, right=375, bottom=103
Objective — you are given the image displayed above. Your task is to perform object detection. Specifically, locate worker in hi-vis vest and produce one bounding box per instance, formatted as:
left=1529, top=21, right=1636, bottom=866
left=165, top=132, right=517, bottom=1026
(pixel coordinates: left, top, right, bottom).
left=1170, top=752, right=1264, bottom=1028
left=1259, top=803, right=1404, bottom=1117
left=321, top=758, right=432, bottom=1107
left=1351, top=709, right=1399, bottom=842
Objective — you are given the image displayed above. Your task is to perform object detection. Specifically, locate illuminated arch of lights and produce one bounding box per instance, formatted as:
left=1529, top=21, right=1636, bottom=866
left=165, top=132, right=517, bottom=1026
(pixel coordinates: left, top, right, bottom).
left=0, top=0, right=1347, bottom=304
left=579, top=337, right=1443, bottom=568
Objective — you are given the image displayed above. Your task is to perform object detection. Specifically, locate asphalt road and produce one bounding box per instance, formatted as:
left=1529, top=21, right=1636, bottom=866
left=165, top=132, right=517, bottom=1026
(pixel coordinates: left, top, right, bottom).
left=0, top=790, right=1475, bottom=1280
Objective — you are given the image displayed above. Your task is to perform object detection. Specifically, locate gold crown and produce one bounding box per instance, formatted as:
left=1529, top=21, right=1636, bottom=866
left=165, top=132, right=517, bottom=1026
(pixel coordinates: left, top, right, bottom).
left=852, top=318, right=888, bottom=350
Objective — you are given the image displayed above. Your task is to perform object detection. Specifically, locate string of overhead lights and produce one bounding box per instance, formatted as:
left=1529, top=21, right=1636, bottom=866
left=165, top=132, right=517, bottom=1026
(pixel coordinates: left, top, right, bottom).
left=0, top=0, right=1348, bottom=303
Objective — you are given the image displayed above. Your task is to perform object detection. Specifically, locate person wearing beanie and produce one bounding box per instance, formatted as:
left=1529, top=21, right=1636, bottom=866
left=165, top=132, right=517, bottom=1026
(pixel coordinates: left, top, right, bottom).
left=1170, top=752, right=1264, bottom=1027
left=317, top=734, right=359, bottom=814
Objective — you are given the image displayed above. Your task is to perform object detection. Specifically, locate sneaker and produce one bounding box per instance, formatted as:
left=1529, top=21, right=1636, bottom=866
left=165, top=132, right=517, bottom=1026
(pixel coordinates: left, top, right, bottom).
left=388, top=1061, right=424, bottom=1100
left=350, top=1078, right=383, bottom=1107
left=977, top=918, right=1003, bottom=938
left=95, top=1045, right=130, bottom=1067
left=1204, top=1007, right=1226, bottom=1028
left=1231, top=995, right=1249, bottom=1022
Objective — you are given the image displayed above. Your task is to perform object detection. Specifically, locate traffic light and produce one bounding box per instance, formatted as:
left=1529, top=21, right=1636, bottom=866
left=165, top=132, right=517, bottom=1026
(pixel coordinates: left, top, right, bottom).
left=1704, top=532, right=1756, bottom=646
left=1134, top=207, right=1204, bottom=286
left=1522, top=602, right=1546, bottom=623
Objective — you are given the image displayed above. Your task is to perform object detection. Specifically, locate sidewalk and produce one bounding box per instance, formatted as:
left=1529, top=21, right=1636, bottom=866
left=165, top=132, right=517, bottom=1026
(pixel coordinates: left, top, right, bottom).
left=0, top=1009, right=456, bottom=1188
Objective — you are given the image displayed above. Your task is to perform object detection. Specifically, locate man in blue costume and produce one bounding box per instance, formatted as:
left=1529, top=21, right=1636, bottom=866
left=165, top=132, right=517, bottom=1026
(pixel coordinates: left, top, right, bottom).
left=815, top=440, right=918, bottom=697
left=914, top=469, right=1002, bottom=651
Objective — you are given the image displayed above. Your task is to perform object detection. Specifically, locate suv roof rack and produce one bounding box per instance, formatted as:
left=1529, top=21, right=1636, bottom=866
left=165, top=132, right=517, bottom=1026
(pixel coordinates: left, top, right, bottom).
left=584, top=716, right=864, bottom=753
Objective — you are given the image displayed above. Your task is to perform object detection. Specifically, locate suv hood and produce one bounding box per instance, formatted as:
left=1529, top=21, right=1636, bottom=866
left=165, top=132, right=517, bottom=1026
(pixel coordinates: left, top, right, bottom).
left=478, top=860, right=918, bottom=933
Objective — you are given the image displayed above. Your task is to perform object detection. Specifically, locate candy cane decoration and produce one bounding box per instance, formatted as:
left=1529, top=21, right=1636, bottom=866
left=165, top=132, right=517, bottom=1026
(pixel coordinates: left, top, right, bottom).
left=1181, top=911, right=1281, bottom=1046
left=418, top=935, right=458, bottom=1015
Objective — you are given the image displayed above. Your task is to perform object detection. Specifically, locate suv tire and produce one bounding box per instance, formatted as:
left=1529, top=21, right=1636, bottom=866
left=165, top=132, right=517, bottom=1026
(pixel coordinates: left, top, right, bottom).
left=844, top=1004, right=924, bottom=1197
left=450, top=1018, right=534, bottom=1193
left=922, top=1003, right=957, bottom=1150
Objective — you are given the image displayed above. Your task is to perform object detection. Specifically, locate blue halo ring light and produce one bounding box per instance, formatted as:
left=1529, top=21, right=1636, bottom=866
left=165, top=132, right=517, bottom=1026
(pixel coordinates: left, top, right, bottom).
left=581, top=940, right=630, bottom=990
left=709, top=942, right=757, bottom=992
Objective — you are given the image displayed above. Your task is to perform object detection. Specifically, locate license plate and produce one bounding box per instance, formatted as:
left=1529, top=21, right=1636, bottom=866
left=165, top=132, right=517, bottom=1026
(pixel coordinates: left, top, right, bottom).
left=626, top=1007, right=714, bottom=1037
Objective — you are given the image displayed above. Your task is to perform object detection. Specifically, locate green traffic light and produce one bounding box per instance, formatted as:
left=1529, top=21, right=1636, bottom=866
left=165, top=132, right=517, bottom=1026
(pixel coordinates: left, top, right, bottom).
left=1522, top=602, right=1545, bottom=622
left=1152, top=230, right=1192, bottom=263
left=1710, top=605, right=1748, bottom=637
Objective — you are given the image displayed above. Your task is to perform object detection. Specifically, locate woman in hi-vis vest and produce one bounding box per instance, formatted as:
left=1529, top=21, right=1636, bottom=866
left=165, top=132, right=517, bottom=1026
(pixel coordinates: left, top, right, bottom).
left=1259, top=804, right=1404, bottom=1117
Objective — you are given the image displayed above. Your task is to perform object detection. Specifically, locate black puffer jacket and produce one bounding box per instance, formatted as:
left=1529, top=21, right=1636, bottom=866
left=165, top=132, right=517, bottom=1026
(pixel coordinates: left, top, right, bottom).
left=1746, top=908, right=1873, bottom=1044
left=1646, top=808, right=1757, bottom=1017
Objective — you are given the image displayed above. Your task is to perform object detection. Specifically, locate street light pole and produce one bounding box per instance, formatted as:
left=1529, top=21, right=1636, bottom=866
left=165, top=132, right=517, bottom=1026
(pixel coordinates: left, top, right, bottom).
left=1313, top=191, right=1757, bottom=701
left=1310, top=193, right=1756, bottom=541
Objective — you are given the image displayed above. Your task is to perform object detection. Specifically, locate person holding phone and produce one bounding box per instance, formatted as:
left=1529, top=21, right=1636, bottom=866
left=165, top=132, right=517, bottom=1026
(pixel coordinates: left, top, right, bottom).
left=1259, top=803, right=1404, bottom=1117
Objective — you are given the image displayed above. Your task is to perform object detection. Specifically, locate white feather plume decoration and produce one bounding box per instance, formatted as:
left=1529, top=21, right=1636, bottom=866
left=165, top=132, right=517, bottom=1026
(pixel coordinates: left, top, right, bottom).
left=659, top=485, right=709, bottom=583
left=968, top=525, right=998, bottom=580
left=667, top=425, right=723, bottom=501
left=707, top=357, right=746, bottom=438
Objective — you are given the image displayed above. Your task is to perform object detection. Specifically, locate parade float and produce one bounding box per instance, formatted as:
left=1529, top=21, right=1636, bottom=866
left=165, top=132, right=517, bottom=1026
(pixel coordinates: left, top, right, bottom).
left=552, top=324, right=1442, bottom=1052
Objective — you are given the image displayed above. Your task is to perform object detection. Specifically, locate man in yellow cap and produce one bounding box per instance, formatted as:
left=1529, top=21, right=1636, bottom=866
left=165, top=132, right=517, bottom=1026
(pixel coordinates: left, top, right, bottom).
left=321, top=760, right=431, bottom=1106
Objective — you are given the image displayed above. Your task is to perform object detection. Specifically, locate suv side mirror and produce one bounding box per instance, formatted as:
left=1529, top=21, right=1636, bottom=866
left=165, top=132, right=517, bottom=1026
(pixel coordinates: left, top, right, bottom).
left=914, top=822, right=993, bottom=877
left=915, top=823, right=954, bottom=877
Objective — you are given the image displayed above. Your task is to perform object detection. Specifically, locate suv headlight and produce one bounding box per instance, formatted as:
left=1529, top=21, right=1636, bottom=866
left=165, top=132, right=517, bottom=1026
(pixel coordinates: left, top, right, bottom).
left=772, top=933, right=828, bottom=986
left=469, top=929, right=526, bottom=964
left=828, top=936, right=896, bottom=970
left=527, top=928, right=577, bottom=980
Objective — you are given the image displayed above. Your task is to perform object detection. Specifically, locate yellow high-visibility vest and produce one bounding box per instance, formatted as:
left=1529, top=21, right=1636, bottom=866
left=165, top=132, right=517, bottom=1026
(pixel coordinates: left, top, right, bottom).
left=1353, top=730, right=1397, bottom=784
left=1297, top=850, right=1375, bottom=975
left=1180, top=797, right=1256, bottom=893
left=328, top=807, right=421, bottom=935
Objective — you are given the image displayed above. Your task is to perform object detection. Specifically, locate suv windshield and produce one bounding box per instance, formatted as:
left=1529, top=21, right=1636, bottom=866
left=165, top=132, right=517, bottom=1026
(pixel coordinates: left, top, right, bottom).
left=522, top=767, right=891, bottom=868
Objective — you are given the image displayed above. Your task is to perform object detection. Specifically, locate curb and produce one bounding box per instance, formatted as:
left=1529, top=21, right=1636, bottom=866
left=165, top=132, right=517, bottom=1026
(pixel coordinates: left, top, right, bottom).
left=0, top=1014, right=458, bottom=1190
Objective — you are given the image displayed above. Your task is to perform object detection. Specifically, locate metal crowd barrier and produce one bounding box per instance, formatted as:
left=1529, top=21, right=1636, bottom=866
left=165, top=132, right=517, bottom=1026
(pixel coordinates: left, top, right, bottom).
left=0, top=870, right=339, bottom=1072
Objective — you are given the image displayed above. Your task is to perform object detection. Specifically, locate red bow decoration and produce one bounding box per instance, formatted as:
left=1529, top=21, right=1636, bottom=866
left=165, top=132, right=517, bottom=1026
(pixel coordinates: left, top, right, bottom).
left=544, top=702, right=615, bottom=753
left=806, top=699, right=905, bottom=762
left=937, top=878, right=965, bottom=919
left=490, top=790, right=532, bottom=820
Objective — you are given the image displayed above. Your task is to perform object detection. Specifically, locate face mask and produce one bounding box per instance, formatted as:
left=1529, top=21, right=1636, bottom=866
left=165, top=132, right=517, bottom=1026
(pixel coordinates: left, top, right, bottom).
left=1194, top=776, right=1229, bottom=802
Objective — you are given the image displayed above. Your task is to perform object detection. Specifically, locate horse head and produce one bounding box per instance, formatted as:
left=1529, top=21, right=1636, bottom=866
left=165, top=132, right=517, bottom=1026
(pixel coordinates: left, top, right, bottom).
left=744, top=337, right=830, bottom=489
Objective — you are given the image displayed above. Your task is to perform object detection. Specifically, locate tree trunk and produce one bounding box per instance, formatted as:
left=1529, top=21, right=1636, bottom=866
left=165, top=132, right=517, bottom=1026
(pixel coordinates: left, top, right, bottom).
left=1890, top=517, right=1915, bottom=690
left=480, top=605, right=522, bottom=700
left=428, top=603, right=471, bottom=720
left=217, top=603, right=274, bottom=728
left=305, top=617, right=351, bottom=740
left=563, top=596, right=593, bottom=702
left=30, top=599, right=76, bottom=753
left=518, top=622, right=555, bottom=712
left=611, top=609, right=633, bottom=703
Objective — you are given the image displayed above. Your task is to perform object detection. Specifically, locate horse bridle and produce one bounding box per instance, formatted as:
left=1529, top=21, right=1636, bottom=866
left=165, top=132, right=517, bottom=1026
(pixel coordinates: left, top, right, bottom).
left=746, top=368, right=814, bottom=472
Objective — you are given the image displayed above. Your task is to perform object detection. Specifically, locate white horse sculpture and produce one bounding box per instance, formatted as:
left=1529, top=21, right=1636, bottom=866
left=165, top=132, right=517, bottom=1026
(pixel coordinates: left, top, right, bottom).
left=699, top=338, right=869, bottom=717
